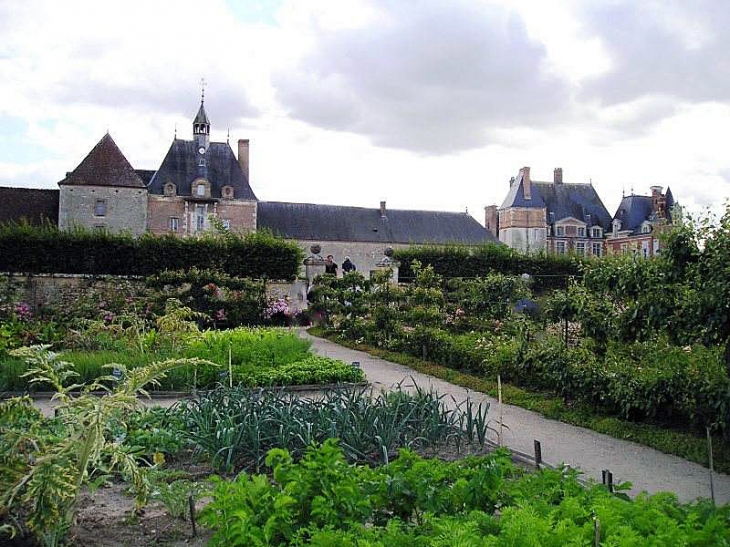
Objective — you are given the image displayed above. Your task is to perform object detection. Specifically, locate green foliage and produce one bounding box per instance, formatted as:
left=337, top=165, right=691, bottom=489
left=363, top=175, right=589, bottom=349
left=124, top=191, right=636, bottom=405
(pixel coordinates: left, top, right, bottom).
left=0, top=345, right=210, bottom=546
left=201, top=441, right=730, bottom=546
left=0, top=223, right=303, bottom=280
left=237, top=356, right=364, bottom=387
left=147, top=268, right=268, bottom=326
left=395, top=243, right=581, bottom=291
left=177, top=383, right=492, bottom=472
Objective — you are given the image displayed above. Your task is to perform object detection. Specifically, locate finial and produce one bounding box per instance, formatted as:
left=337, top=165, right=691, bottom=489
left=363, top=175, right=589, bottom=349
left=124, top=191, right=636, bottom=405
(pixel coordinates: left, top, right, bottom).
left=174, top=123, right=177, bottom=140
left=227, top=127, right=230, bottom=144
left=200, top=77, right=207, bottom=103
left=622, top=186, right=625, bottom=197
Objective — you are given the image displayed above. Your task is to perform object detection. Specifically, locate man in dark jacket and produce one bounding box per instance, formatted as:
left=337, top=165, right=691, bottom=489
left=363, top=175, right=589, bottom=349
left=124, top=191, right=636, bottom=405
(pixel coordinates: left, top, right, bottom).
left=342, top=256, right=356, bottom=273
left=325, top=255, right=338, bottom=275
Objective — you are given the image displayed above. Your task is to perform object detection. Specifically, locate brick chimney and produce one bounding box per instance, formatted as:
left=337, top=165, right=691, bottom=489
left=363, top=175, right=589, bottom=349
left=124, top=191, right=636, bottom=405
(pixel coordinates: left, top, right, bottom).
left=554, top=168, right=563, bottom=184
left=650, top=186, right=667, bottom=219
left=520, top=166, right=531, bottom=200
left=484, top=205, right=498, bottom=237
left=380, top=200, right=386, bottom=217
left=237, top=139, right=250, bottom=181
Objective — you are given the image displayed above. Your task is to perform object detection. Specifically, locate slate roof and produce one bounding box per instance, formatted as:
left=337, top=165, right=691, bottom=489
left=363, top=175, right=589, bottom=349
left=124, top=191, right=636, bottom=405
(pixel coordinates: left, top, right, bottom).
left=612, top=188, right=675, bottom=235
left=257, top=201, right=499, bottom=245
left=193, top=102, right=210, bottom=125
left=612, top=195, right=653, bottom=234
left=499, top=172, right=545, bottom=209
left=533, top=182, right=612, bottom=230
left=148, top=139, right=257, bottom=200
left=58, top=133, right=145, bottom=188
left=0, top=187, right=59, bottom=225
left=135, top=170, right=156, bottom=185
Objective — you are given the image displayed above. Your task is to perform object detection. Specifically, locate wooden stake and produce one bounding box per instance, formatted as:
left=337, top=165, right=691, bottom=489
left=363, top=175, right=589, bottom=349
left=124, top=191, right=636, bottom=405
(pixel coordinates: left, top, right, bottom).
left=707, top=426, right=716, bottom=505
left=534, top=440, right=542, bottom=469
left=189, top=495, right=197, bottom=537
left=229, top=343, right=233, bottom=389
left=498, top=375, right=503, bottom=446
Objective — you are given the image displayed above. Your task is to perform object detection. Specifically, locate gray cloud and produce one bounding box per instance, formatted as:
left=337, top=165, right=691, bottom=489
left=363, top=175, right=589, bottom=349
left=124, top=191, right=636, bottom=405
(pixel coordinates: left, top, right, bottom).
left=272, top=1, right=571, bottom=154
left=579, top=1, right=730, bottom=105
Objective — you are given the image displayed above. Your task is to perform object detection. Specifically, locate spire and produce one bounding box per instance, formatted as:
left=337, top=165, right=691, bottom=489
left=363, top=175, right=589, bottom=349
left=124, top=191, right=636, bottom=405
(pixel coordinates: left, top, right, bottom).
left=193, top=78, right=211, bottom=152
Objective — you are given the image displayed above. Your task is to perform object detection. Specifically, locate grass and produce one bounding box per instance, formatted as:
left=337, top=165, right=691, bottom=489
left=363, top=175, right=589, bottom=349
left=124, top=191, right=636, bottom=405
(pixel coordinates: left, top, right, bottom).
left=309, top=327, right=730, bottom=475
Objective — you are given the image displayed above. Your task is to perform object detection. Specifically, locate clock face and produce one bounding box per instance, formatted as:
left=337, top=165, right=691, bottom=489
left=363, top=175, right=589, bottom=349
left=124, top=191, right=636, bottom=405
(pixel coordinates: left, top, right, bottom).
left=198, top=147, right=206, bottom=155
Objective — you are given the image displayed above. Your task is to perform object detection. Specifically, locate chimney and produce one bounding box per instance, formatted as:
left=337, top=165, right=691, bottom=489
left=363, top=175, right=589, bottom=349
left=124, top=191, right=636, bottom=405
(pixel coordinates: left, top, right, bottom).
left=520, top=166, right=531, bottom=200
left=650, top=185, right=663, bottom=197
left=237, top=139, right=250, bottom=181
left=509, top=176, right=516, bottom=187
left=485, top=205, right=498, bottom=237
left=554, top=167, right=563, bottom=184
left=380, top=200, right=386, bottom=217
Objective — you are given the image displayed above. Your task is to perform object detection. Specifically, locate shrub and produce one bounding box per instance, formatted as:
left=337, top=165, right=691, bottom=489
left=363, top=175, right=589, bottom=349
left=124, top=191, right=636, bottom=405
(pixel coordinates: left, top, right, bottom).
left=0, top=224, right=303, bottom=280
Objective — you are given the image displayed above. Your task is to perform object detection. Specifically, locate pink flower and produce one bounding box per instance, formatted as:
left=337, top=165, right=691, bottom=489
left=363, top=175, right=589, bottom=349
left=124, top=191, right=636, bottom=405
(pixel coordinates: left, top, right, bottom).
left=215, top=309, right=226, bottom=321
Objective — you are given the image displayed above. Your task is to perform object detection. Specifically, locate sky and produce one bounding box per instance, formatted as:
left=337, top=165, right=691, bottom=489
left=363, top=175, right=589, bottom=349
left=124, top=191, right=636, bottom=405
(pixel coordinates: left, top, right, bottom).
left=1, top=0, right=729, bottom=225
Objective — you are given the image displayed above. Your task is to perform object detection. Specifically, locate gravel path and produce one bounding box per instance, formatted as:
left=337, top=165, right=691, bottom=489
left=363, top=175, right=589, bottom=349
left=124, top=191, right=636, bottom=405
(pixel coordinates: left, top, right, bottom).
left=301, top=330, right=730, bottom=504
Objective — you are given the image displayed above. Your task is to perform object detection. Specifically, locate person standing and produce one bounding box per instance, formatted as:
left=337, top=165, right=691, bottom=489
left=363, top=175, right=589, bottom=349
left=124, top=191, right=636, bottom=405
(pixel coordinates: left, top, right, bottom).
left=342, top=256, right=356, bottom=273
left=325, top=255, right=338, bottom=275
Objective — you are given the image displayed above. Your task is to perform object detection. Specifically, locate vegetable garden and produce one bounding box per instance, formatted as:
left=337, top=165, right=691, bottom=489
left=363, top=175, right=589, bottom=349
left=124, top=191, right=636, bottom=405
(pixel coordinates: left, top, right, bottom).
left=3, top=214, right=730, bottom=544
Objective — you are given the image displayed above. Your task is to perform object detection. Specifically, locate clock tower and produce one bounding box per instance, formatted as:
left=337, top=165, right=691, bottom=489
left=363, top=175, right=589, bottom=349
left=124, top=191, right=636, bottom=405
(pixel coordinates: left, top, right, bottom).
left=193, top=82, right=210, bottom=153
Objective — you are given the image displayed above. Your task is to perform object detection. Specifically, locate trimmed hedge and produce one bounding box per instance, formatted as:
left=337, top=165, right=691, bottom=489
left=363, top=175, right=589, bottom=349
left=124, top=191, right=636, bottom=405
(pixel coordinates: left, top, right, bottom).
left=395, top=243, right=581, bottom=291
left=0, top=224, right=303, bottom=280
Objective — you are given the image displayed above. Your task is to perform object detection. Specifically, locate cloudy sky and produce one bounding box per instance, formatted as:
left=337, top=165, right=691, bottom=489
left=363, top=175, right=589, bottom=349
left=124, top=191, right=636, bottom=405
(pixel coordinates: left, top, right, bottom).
left=1, top=0, right=728, bottom=224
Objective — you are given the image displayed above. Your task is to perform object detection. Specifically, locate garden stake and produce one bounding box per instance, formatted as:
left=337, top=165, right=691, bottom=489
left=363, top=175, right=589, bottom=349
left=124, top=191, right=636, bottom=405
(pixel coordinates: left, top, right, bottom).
left=533, top=440, right=542, bottom=469
left=228, top=342, right=233, bottom=388
left=593, top=514, right=600, bottom=547
left=707, top=426, right=716, bottom=505
left=607, top=470, right=614, bottom=493
left=189, top=495, right=197, bottom=537
left=497, top=375, right=503, bottom=446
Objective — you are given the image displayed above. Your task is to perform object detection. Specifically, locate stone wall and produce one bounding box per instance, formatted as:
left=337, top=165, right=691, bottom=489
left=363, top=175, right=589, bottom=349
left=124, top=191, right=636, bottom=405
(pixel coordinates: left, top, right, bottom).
left=4, top=273, right=309, bottom=314
left=59, top=185, right=147, bottom=236
left=292, top=239, right=408, bottom=278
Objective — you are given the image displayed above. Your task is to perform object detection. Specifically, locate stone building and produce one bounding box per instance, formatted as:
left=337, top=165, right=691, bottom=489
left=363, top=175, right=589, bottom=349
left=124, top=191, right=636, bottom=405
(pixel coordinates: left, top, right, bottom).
left=488, top=166, right=612, bottom=256
left=57, top=133, right=148, bottom=236
left=0, top=95, right=497, bottom=275
left=605, top=186, right=678, bottom=257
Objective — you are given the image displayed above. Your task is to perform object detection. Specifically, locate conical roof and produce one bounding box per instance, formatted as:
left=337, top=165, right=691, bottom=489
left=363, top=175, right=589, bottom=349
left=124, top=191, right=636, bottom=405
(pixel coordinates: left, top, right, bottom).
left=59, top=133, right=145, bottom=188
left=193, top=101, right=210, bottom=125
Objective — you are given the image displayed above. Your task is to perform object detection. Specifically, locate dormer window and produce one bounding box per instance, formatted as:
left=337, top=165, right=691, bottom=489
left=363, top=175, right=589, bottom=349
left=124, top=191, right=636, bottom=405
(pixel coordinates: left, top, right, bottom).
left=164, top=182, right=176, bottom=197
left=197, top=184, right=205, bottom=197
left=221, top=186, right=234, bottom=199
left=591, top=227, right=602, bottom=238
left=555, top=226, right=565, bottom=237
left=577, top=227, right=585, bottom=238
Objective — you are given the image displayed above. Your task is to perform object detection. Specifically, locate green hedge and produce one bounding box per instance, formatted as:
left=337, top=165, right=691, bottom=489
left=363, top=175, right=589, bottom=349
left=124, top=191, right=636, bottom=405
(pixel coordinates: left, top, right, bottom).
left=395, top=244, right=581, bottom=291
left=0, top=224, right=303, bottom=280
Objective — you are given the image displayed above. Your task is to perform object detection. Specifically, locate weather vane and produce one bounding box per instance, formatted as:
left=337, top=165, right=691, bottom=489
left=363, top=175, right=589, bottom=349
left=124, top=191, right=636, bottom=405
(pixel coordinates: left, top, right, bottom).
left=200, top=77, right=206, bottom=102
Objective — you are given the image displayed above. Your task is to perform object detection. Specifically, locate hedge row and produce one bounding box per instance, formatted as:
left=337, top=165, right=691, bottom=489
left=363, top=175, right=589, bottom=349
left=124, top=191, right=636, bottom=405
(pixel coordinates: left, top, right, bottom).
left=392, top=326, right=730, bottom=433
left=394, top=244, right=582, bottom=291
left=0, top=224, right=303, bottom=280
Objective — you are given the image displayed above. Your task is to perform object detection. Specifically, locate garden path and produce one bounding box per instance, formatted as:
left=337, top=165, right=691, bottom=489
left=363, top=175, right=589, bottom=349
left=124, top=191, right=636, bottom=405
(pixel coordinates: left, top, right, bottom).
left=301, top=329, right=730, bottom=504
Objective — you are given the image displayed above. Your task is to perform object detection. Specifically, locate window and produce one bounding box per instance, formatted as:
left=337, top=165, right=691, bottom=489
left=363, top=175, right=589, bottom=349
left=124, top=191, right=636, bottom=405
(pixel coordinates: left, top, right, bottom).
left=198, top=158, right=206, bottom=167
left=592, top=227, right=601, bottom=238
left=197, top=184, right=205, bottom=197
left=556, top=241, right=566, bottom=254
left=195, top=205, right=205, bottom=231
left=555, top=226, right=565, bottom=236
left=620, top=243, right=629, bottom=254
left=164, top=183, right=176, bottom=196
left=169, top=217, right=179, bottom=232
left=592, top=242, right=602, bottom=257
left=642, top=224, right=651, bottom=234
left=642, top=240, right=650, bottom=258
left=578, top=227, right=585, bottom=238
left=94, top=199, right=106, bottom=217
left=576, top=242, right=585, bottom=256
left=222, top=219, right=231, bottom=231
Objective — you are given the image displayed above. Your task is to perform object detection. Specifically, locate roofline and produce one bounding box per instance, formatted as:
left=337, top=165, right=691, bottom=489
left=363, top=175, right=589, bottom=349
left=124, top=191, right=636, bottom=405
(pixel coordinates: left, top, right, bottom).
left=258, top=200, right=475, bottom=217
